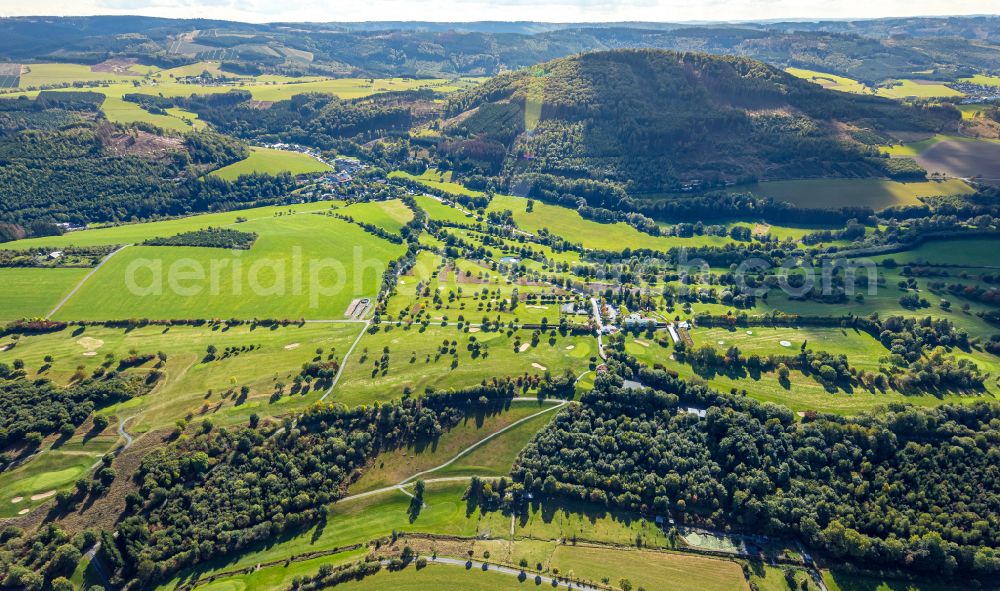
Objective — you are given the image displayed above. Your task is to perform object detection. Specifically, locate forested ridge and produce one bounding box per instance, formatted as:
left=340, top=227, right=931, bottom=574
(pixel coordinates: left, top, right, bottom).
left=511, top=370, right=1000, bottom=581
left=438, top=49, right=958, bottom=193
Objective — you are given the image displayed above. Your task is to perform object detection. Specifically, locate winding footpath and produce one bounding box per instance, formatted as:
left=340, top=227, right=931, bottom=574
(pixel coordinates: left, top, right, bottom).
left=319, top=320, right=371, bottom=401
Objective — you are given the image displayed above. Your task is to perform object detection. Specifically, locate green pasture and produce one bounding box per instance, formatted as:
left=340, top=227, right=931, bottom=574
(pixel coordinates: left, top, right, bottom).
left=0, top=322, right=364, bottom=432
left=351, top=399, right=556, bottom=493
left=48, top=214, right=403, bottom=320
left=959, top=74, right=1000, bottom=88
left=338, top=199, right=414, bottom=233
left=189, top=548, right=368, bottom=591
left=209, top=147, right=331, bottom=180
left=331, top=325, right=595, bottom=406
left=785, top=68, right=871, bottom=94
left=389, top=169, right=483, bottom=197
left=549, top=544, right=748, bottom=591
left=876, top=80, right=964, bottom=99
left=0, top=267, right=89, bottom=320
left=413, top=195, right=475, bottom=224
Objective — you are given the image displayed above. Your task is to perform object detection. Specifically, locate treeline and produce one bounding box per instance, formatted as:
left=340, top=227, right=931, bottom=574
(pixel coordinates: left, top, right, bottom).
left=512, top=374, right=1000, bottom=582
left=106, top=383, right=522, bottom=586
left=0, top=376, right=144, bottom=448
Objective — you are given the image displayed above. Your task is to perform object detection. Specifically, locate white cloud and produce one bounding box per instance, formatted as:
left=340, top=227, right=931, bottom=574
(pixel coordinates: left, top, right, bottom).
left=0, top=0, right=996, bottom=23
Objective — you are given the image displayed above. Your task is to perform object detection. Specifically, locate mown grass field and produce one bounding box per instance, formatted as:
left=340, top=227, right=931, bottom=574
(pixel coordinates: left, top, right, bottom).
left=209, top=147, right=331, bottom=180
left=332, top=325, right=595, bottom=406
left=338, top=199, right=414, bottom=233
left=350, top=399, right=557, bottom=493
left=876, top=80, right=964, bottom=99
left=189, top=548, right=368, bottom=591
left=50, top=214, right=403, bottom=320
left=0, top=267, right=89, bottom=320
left=959, top=74, right=1000, bottom=87
left=739, top=178, right=975, bottom=210
left=549, top=544, right=748, bottom=591
left=785, top=67, right=871, bottom=94
left=0, top=323, right=365, bottom=433
left=285, top=563, right=529, bottom=590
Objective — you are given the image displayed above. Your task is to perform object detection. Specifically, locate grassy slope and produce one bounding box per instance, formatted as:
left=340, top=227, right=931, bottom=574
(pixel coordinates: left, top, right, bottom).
left=413, top=195, right=475, bottom=224
left=785, top=68, right=871, bottom=94
left=822, top=569, right=972, bottom=591
left=876, top=80, right=964, bottom=99
left=741, top=178, right=975, bottom=210
left=338, top=199, right=415, bottom=233
left=350, top=400, right=557, bottom=493
left=209, top=147, right=331, bottom=180
left=432, top=407, right=558, bottom=478
left=549, top=544, right=748, bottom=591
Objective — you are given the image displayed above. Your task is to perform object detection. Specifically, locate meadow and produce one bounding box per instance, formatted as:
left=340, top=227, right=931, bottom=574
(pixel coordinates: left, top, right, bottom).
left=0, top=267, right=89, bottom=320
left=47, top=214, right=403, bottom=320
left=822, top=569, right=973, bottom=591
left=413, top=195, right=475, bottom=224
left=389, top=169, right=483, bottom=197
left=487, top=194, right=731, bottom=251
left=0, top=322, right=365, bottom=433
left=209, top=147, right=331, bottom=180
left=785, top=67, right=871, bottom=94
left=958, top=74, right=1000, bottom=87
left=739, top=178, right=975, bottom=210
left=876, top=80, right=964, bottom=99
left=350, top=399, right=559, bottom=493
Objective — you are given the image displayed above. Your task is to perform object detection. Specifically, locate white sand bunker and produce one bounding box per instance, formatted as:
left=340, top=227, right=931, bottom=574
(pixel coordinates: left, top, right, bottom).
left=17, top=509, right=28, bottom=515
left=526, top=305, right=547, bottom=309
left=518, top=343, right=531, bottom=352
left=531, top=363, right=547, bottom=370
left=11, top=496, right=23, bottom=504
left=284, top=343, right=301, bottom=350
left=82, top=351, right=97, bottom=357
left=77, top=337, right=104, bottom=351
left=779, top=340, right=792, bottom=347
left=468, top=327, right=480, bottom=333
left=565, top=345, right=575, bottom=350
left=634, top=340, right=650, bottom=347
left=717, top=340, right=725, bottom=345
left=746, top=330, right=753, bottom=335
left=0, top=344, right=10, bottom=352
left=30, top=490, right=56, bottom=501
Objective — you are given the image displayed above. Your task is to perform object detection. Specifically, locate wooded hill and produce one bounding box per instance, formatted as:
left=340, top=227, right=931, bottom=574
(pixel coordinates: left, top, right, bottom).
left=439, top=49, right=959, bottom=194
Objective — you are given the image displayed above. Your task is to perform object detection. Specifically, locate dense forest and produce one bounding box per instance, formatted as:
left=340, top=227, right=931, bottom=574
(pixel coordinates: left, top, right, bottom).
left=511, top=373, right=1000, bottom=582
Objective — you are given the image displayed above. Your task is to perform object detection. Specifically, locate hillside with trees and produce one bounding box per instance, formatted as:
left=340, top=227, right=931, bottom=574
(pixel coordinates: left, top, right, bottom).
left=438, top=49, right=958, bottom=194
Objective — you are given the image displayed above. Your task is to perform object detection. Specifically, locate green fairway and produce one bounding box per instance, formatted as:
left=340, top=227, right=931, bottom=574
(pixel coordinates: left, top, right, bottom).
left=0, top=436, right=117, bottom=518
left=49, top=214, right=403, bottom=320
left=549, top=545, right=748, bottom=591
left=785, top=67, right=871, bottom=94
left=739, top=178, right=975, bottom=210
left=0, top=267, right=90, bottom=320
left=876, top=80, right=964, bottom=99
left=351, top=399, right=558, bottom=493
left=285, top=563, right=529, bottom=590
left=209, top=147, right=331, bottom=180
left=190, top=548, right=368, bottom=591
left=0, top=322, right=365, bottom=433
left=332, top=325, right=595, bottom=406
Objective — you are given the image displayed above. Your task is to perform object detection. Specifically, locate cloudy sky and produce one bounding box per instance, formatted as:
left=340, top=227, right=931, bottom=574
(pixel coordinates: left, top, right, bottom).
left=0, top=0, right=996, bottom=23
